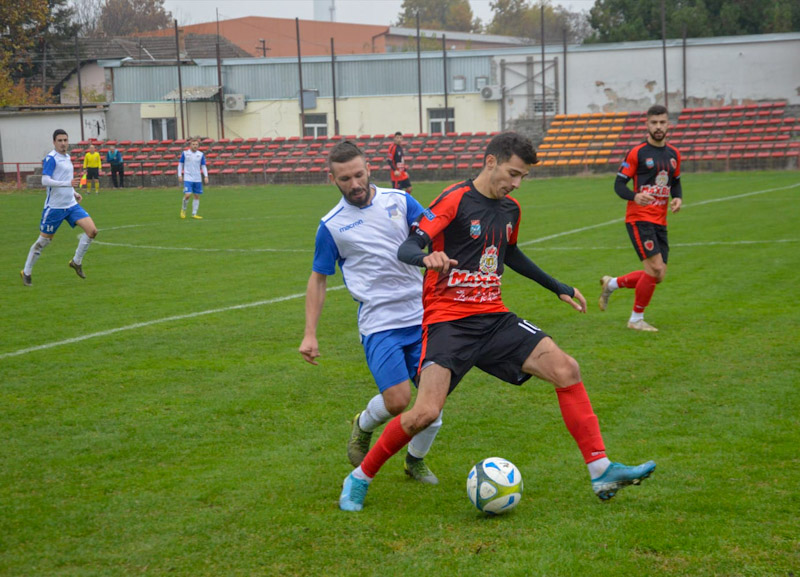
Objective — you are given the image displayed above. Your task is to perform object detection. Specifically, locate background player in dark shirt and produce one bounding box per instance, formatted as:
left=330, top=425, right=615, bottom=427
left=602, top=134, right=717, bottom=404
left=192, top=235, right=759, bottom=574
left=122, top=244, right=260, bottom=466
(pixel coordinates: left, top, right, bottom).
left=599, top=104, right=683, bottom=332
left=387, top=131, right=412, bottom=193
left=339, top=132, right=656, bottom=512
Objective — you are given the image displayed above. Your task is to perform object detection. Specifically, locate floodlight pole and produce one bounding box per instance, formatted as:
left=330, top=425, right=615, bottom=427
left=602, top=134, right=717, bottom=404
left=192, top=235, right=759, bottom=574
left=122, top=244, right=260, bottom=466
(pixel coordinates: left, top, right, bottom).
left=174, top=19, right=186, bottom=140
left=296, top=18, right=306, bottom=136
left=74, top=36, right=85, bottom=141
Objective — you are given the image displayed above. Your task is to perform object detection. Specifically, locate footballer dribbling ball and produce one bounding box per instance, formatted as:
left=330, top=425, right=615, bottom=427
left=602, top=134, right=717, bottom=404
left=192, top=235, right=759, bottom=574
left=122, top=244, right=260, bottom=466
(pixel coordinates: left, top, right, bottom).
left=466, top=457, right=523, bottom=515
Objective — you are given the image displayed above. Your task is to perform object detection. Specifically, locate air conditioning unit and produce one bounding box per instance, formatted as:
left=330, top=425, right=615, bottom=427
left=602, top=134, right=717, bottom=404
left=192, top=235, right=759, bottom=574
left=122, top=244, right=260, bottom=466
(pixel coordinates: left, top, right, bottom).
left=223, top=94, right=245, bottom=111
left=480, top=85, right=503, bottom=101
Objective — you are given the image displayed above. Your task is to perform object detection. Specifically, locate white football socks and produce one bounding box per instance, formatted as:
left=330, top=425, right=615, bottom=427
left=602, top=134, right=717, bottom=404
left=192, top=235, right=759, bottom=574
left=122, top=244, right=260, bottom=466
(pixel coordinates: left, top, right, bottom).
left=24, top=236, right=51, bottom=275
left=588, top=457, right=612, bottom=479
left=73, top=233, right=93, bottom=265
left=408, top=410, right=442, bottom=460
left=359, top=394, right=391, bottom=432
left=192, top=198, right=200, bottom=215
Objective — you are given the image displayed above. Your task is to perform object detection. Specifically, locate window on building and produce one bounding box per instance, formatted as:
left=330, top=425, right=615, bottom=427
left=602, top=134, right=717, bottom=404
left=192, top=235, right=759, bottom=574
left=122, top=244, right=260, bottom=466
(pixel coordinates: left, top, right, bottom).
left=475, top=76, right=489, bottom=91
left=428, top=108, right=455, bottom=135
left=150, top=118, right=177, bottom=141
left=453, top=76, right=466, bottom=92
left=303, top=114, right=328, bottom=138
left=533, top=101, right=558, bottom=114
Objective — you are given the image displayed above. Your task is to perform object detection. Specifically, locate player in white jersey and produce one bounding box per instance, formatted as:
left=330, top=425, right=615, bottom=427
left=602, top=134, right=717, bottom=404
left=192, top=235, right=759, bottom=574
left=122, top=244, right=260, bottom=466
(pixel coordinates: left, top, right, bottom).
left=178, top=137, right=209, bottom=220
left=299, top=141, right=441, bottom=484
left=20, top=129, right=98, bottom=286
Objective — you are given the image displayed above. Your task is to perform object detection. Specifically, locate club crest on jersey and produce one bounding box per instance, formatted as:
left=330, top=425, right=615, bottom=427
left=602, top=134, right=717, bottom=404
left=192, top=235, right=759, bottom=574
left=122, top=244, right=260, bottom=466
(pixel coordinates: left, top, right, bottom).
left=670, top=158, right=677, bottom=169
left=506, top=222, right=513, bottom=241
left=644, top=240, right=655, bottom=251
left=470, top=220, right=481, bottom=239
left=385, top=203, right=401, bottom=220
left=479, top=245, right=499, bottom=274
left=646, top=158, right=655, bottom=169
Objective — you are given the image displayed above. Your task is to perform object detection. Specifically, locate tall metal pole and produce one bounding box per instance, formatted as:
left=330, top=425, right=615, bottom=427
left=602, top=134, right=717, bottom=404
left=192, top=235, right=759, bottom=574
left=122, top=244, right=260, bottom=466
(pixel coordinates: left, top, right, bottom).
left=216, top=42, right=225, bottom=139
left=562, top=28, right=567, bottom=115
left=541, top=4, right=546, bottom=132
left=330, top=38, right=339, bottom=136
left=682, top=24, right=687, bottom=109
left=174, top=20, right=186, bottom=140
left=661, top=0, right=668, bottom=108
left=442, top=35, right=448, bottom=134
left=74, top=36, right=84, bottom=141
left=416, top=12, right=423, bottom=134
left=296, top=18, right=306, bottom=135
left=216, top=8, right=224, bottom=138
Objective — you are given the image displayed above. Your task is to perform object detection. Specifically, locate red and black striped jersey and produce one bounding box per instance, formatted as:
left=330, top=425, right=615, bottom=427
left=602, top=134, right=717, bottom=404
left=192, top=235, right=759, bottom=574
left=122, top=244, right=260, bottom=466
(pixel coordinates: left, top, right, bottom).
left=413, top=179, right=522, bottom=325
left=618, top=142, right=681, bottom=225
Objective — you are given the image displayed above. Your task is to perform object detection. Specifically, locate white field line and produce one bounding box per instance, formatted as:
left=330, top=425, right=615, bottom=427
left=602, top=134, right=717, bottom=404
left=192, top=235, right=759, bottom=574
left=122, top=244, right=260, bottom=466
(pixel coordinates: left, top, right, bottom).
left=528, top=239, right=799, bottom=251
left=4, top=182, right=797, bottom=360
left=1, top=286, right=345, bottom=360
left=93, top=241, right=309, bottom=253
left=518, top=181, right=799, bottom=247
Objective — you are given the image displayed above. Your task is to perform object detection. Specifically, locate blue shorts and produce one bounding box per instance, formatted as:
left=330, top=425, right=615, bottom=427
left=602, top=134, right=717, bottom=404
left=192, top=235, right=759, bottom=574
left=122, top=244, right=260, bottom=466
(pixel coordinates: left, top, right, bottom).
left=39, top=204, right=91, bottom=235
left=361, top=325, right=422, bottom=392
left=183, top=181, right=203, bottom=195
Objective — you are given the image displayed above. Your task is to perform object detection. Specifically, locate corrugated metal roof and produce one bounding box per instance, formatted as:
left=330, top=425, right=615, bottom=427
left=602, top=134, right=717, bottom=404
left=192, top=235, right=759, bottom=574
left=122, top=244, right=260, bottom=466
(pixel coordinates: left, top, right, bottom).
left=111, top=32, right=800, bottom=103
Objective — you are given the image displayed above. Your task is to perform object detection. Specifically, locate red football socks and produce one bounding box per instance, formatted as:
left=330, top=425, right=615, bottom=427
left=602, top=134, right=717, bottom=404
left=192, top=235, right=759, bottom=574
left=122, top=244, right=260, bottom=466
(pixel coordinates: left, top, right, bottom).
left=617, top=270, right=645, bottom=288
left=360, top=415, right=412, bottom=478
left=633, top=273, right=658, bottom=313
left=556, top=382, right=607, bottom=464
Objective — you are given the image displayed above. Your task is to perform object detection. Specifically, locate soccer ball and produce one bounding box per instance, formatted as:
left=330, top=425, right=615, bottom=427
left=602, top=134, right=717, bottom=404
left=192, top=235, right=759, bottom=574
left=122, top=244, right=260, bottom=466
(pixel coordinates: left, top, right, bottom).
left=466, top=457, right=523, bottom=514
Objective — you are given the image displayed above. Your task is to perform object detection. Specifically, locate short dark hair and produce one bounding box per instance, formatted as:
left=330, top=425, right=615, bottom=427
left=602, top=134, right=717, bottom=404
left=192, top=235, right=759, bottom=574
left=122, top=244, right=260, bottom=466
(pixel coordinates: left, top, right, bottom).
left=328, top=140, right=365, bottom=168
left=647, top=104, right=668, bottom=117
left=394, top=131, right=402, bottom=137
left=484, top=131, right=538, bottom=166
left=53, top=129, right=68, bottom=141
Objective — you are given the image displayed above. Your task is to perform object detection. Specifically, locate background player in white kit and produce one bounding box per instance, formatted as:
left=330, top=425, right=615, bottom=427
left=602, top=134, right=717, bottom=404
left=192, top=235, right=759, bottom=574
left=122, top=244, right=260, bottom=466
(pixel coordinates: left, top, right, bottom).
left=299, top=141, right=441, bottom=484
left=20, top=129, right=98, bottom=286
left=178, top=137, right=209, bottom=220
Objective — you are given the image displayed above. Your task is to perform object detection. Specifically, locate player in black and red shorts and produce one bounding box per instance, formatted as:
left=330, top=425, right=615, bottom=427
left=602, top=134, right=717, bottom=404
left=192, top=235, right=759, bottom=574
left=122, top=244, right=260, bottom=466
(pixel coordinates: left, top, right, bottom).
left=387, top=131, right=412, bottom=193
left=598, top=104, right=683, bottom=332
left=338, top=132, right=657, bottom=511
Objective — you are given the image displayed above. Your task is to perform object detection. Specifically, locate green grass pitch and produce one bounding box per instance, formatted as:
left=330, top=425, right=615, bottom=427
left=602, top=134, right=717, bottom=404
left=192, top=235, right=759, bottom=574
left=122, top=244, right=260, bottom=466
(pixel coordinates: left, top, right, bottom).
left=1, top=171, right=799, bottom=576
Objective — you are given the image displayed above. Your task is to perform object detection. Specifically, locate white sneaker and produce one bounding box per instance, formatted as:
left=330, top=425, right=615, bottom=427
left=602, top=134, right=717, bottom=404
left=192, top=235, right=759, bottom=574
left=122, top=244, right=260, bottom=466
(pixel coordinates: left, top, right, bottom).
left=598, top=275, right=613, bottom=311
left=627, top=319, right=658, bottom=332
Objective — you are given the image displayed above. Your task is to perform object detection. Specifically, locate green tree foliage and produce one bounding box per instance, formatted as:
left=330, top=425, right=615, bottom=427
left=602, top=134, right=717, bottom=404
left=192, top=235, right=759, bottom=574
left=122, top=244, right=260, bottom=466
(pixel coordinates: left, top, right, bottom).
left=486, top=0, right=592, bottom=43
left=394, top=0, right=482, bottom=33
left=99, top=0, right=172, bottom=36
left=0, top=0, right=78, bottom=105
left=587, top=0, right=800, bottom=43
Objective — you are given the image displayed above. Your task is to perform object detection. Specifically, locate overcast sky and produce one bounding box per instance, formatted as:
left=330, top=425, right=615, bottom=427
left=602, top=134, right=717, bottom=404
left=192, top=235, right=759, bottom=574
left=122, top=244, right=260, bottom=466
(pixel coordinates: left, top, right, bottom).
left=163, top=0, right=594, bottom=28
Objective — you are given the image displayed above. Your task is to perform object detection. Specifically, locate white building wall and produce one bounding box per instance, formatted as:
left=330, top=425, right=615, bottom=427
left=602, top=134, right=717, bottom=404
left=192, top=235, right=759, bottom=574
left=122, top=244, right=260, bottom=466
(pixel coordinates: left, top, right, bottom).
left=0, top=111, right=107, bottom=168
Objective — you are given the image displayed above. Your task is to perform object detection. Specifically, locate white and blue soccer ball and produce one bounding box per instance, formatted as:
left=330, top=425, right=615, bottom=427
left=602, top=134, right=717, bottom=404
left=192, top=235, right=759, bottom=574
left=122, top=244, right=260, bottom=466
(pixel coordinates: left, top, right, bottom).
left=466, top=457, right=523, bottom=515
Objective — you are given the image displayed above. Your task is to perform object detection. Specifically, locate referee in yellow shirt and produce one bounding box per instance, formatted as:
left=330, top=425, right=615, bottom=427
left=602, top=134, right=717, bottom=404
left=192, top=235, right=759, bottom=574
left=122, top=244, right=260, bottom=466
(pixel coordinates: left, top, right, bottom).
left=83, top=143, right=101, bottom=194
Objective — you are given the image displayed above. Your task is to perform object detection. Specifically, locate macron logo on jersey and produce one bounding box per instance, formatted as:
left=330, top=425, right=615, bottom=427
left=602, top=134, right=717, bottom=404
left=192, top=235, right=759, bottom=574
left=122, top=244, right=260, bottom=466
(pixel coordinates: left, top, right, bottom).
left=339, top=219, right=364, bottom=233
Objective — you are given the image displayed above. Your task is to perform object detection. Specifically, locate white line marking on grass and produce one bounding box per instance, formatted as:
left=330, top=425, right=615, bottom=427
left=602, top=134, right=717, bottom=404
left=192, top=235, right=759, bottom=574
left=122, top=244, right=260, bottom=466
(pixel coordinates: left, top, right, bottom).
left=530, top=239, right=799, bottom=251
left=519, top=182, right=799, bottom=247
left=93, top=241, right=310, bottom=253
left=0, top=286, right=345, bottom=360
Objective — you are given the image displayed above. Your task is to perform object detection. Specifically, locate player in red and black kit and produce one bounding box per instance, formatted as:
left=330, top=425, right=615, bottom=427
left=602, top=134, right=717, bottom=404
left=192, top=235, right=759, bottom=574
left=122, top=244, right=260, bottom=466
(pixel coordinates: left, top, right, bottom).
left=599, top=104, right=683, bottom=332
left=338, top=132, right=656, bottom=511
left=387, top=131, right=412, bottom=193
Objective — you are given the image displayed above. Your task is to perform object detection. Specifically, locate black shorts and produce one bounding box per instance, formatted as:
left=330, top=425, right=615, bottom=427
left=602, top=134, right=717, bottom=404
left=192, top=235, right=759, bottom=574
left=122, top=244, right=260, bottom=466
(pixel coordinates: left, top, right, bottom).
left=86, top=167, right=99, bottom=179
left=626, top=221, right=669, bottom=263
left=392, top=178, right=412, bottom=190
left=421, top=312, right=550, bottom=393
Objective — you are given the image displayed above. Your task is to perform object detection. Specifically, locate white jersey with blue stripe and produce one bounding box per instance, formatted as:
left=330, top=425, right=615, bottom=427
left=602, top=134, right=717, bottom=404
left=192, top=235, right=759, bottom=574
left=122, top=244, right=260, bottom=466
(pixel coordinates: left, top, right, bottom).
left=313, top=185, right=425, bottom=336
left=41, top=149, right=77, bottom=209
left=178, top=149, right=207, bottom=182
